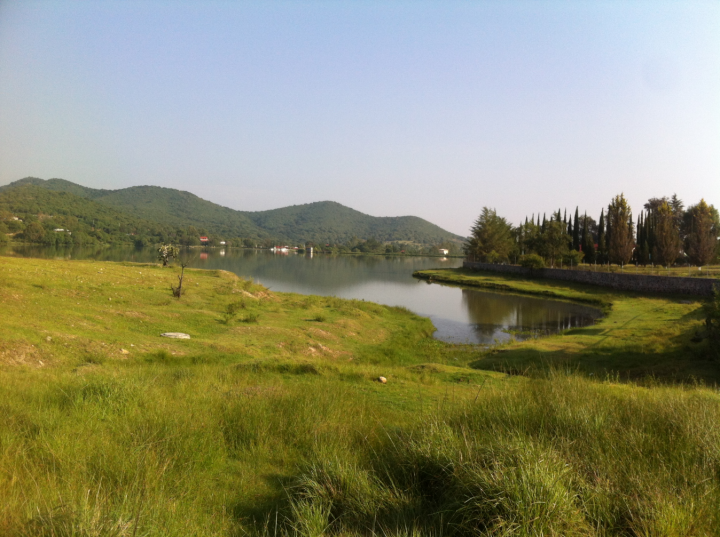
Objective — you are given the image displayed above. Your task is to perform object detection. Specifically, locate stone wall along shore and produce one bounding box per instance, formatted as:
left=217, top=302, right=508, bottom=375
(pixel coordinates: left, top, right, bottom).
left=463, top=262, right=718, bottom=296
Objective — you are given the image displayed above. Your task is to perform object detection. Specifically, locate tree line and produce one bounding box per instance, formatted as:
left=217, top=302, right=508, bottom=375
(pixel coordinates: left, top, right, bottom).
left=465, top=194, right=719, bottom=268
left=0, top=212, right=462, bottom=257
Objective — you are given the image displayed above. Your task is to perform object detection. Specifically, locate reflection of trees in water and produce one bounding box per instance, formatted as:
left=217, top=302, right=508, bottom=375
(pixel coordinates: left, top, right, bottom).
left=198, top=250, right=461, bottom=291
left=462, top=289, right=600, bottom=342
left=6, top=247, right=462, bottom=292
left=8, top=244, right=155, bottom=263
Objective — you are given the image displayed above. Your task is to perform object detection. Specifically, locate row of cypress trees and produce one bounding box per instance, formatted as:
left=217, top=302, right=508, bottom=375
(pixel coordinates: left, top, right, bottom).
left=520, top=194, right=718, bottom=266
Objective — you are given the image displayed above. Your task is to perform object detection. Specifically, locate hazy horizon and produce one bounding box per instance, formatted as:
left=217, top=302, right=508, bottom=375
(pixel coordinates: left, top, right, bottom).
left=1, top=1, right=718, bottom=236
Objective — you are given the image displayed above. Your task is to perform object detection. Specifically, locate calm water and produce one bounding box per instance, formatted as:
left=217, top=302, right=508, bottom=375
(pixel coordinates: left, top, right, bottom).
left=1, top=245, right=601, bottom=344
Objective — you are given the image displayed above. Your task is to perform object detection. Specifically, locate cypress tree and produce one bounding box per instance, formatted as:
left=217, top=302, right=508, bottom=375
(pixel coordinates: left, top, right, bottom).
left=607, top=195, right=633, bottom=265
left=640, top=212, right=646, bottom=262
left=598, top=209, right=606, bottom=264
left=648, top=211, right=656, bottom=255
left=542, top=214, right=547, bottom=232
left=572, top=207, right=580, bottom=251
left=629, top=212, right=637, bottom=263
left=568, top=220, right=573, bottom=242
left=582, top=213, right=596, bottom=263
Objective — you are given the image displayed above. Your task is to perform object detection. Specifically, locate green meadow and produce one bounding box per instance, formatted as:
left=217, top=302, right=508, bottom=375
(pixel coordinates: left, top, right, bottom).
left=1, top=257, right=719, bottom=536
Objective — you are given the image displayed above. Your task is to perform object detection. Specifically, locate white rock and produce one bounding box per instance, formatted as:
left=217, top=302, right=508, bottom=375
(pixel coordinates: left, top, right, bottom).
left=377, top=376, right=387, bottom=384
left=161, top=332, right=191, bottom=339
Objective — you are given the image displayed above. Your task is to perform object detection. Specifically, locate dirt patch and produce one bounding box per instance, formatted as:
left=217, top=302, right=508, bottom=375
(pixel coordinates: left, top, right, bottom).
left=304, top=343, right=349, bottom=360
left=308, top=327, right=338, bottom=341
left=0, top=342, right=48, bottom=368
left=232, top=289, right=259, bottom=299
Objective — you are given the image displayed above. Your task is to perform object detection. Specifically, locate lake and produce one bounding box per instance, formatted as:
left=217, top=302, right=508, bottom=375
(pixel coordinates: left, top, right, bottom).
left=1, top=245, right=602, bottom=344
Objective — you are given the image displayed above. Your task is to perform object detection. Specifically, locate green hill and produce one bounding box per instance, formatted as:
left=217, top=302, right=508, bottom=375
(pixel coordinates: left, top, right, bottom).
left=1, top=177, right=463, bottom=245
left=246, top=200, right=461, bottom=244
left=92, top=185, right=265, bottom=239
left=0, top=184, right=175, bottom=245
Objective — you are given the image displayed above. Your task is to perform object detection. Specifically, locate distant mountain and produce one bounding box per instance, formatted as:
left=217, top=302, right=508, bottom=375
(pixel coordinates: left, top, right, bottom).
left=246, top=201, right=460, bottom=244
left=1, top=177, right=464, bottom=245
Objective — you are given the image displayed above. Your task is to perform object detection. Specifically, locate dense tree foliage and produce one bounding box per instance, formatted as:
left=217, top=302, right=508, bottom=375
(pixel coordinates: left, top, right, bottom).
left=0, top=178, right=462, bottom=248
left=653, top=202, right=682, bottom=266
left=539, top=220, right=570, bottom=267
left=466, top=191, right=717, bottom=268
left=607, top=194, right=634, bottom=265
left=464, top=208, right=515, bottom=262
left=685, top=200, right=719, bottom=266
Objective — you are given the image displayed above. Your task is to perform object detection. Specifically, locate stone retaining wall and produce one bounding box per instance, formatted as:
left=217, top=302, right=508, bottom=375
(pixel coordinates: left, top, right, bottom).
left=463, top=262, right=719, bottom=296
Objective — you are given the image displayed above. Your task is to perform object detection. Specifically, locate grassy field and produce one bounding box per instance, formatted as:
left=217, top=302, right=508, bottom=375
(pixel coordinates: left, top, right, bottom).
left=0, top=257, right=719, bottom=536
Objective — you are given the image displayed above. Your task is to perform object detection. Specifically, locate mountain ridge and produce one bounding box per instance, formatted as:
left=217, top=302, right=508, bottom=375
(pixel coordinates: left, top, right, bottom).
left=1, top=177, right=464, bottom=245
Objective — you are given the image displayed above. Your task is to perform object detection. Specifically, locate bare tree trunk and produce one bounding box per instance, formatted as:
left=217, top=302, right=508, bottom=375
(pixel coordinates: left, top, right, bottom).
left=171, top=264, right=186, bottom=298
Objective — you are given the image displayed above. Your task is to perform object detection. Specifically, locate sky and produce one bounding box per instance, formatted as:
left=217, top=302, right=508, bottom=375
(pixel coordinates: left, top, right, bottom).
left=0, top=0, right=718, bottom=236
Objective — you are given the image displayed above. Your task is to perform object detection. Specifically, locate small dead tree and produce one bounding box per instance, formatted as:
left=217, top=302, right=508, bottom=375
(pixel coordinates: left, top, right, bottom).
left=171, top=263, right=187, bottom=298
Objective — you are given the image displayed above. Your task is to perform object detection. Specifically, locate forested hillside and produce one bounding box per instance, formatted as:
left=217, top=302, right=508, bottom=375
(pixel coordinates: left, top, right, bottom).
left=0, top=185, right=176, bottom=246
left=246, top=201, right=460, bottom=244
left=0, top=177, right=463, bottom=247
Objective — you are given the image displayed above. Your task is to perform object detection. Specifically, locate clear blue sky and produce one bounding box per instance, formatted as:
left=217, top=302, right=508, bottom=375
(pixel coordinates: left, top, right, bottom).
left=1, top=0, right=718, bottom=236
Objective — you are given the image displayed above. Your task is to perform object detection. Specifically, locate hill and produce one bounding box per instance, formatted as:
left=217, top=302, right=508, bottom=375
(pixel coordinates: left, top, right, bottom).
left=1, top=177, right=464, bottom=245
left=0, top=184, right=176, bottom=246
left=245, top=200, right=461, bottom=244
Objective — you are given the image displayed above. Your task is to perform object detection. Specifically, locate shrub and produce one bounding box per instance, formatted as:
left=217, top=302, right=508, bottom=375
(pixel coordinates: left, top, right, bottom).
left=519, top=254, right=545, bottom=269
left=561, top=249, right=584, bottom=267
left=222, top=300, right=246, bottom=324
left=239, top=313, right=260, bottom=324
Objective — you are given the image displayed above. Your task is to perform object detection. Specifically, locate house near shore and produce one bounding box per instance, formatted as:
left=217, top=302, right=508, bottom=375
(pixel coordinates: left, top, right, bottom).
left=439, top=249, right=449, bottom=255
left=200, top=236, right=209, bottom=244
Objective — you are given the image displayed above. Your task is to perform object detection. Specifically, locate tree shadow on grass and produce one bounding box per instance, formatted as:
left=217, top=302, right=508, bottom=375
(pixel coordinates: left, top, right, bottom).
left=228, top=472, right=295, bottom=534
left=469, top=323, right=719, bottom=386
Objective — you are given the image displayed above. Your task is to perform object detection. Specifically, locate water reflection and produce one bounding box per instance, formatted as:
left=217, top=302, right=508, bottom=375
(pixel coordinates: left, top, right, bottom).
left=459, top=288, right=601, bottom=344
left=1, top=245, right=601, bottom=345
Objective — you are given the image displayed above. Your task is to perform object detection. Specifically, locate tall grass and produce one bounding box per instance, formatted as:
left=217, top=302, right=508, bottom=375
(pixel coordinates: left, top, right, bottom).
left=1, top=364, right=718, bottom=536
left=262, top=373, right=720, bottom=536
left=1, top=257, right=718, bottom=535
